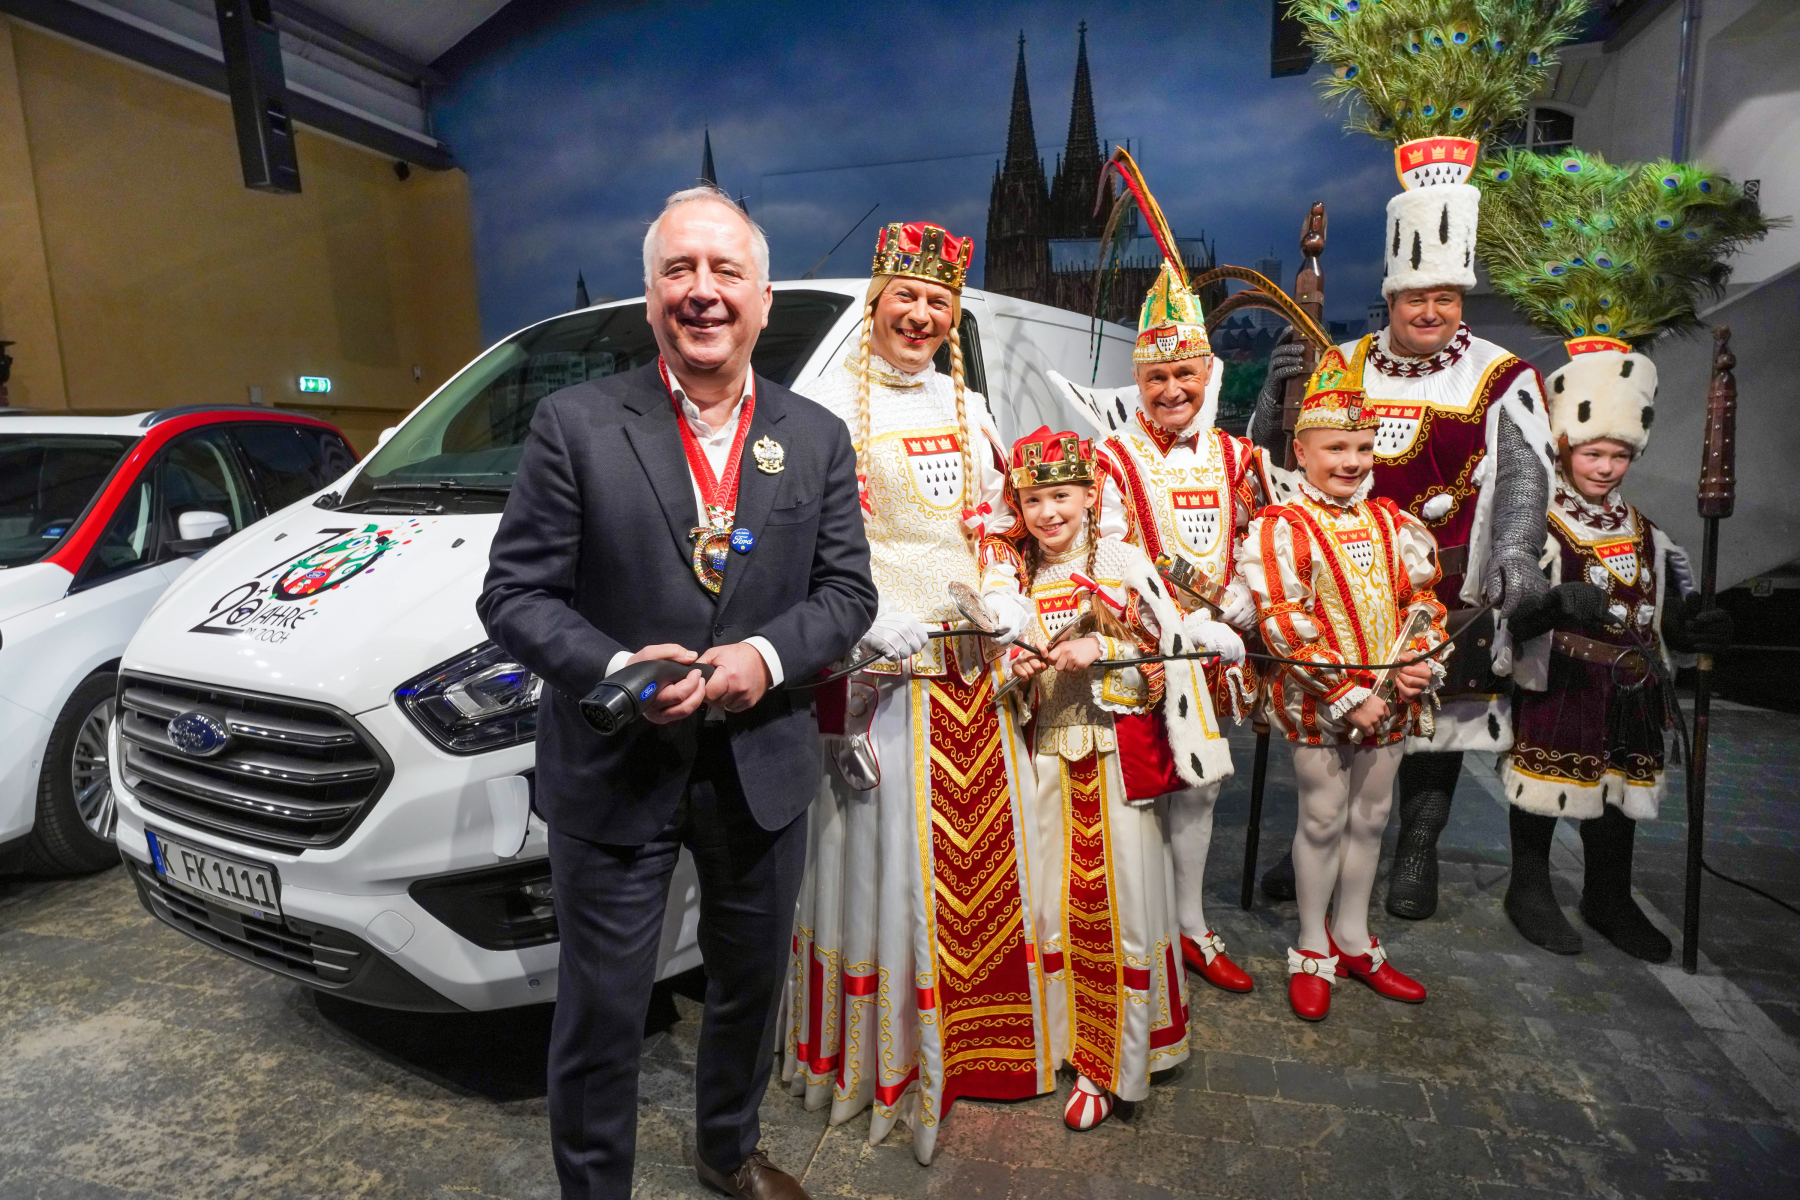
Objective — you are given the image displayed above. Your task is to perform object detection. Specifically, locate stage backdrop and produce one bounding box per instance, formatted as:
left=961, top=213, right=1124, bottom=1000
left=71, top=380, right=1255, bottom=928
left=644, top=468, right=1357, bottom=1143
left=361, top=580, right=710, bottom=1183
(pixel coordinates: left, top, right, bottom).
left=433, top=0, right=1404, bottom=345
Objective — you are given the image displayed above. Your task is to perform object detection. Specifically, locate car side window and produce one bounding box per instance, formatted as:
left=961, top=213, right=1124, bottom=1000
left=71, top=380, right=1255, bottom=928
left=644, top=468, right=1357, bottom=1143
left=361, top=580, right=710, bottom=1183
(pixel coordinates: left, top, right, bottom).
left=76, top=474, right=160, bottom=588
left=232, top=423, right=356, bottom=513
left=157, top=430, right=253, bottom=554
left=931, top=311, right=990, bottom=398
left=311, top=428, right=358, bottom=484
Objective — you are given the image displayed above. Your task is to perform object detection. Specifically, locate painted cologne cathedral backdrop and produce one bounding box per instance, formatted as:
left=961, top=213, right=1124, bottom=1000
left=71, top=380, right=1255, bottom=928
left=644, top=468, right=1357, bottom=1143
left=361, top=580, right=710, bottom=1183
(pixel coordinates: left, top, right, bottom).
left=435, top=2, right=1414, bottom=347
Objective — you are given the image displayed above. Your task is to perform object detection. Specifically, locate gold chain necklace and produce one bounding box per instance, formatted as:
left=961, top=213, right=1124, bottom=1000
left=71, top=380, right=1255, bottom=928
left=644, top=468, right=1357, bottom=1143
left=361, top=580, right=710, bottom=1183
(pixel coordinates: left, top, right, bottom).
left=844, top=354, right=925, bottom=390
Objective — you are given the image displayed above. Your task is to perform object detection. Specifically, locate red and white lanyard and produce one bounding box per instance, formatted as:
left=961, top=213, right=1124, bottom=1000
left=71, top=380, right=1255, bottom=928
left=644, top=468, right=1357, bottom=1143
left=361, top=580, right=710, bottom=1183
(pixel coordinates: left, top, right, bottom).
left=662, top=356, right=756, bottom=594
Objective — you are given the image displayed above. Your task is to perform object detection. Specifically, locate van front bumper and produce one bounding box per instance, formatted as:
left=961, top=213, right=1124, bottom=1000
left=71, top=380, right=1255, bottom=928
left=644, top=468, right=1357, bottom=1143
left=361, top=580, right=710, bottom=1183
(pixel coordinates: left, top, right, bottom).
left=111, top=704, right=564, bottom=1012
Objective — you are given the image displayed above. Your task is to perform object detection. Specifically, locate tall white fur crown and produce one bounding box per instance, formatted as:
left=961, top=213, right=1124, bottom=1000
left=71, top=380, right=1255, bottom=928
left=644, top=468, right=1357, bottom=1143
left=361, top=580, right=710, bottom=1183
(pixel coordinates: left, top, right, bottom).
left=1383, top=184, right=1480, bottom=296
left=1546, top=340, right=1658, bottom=454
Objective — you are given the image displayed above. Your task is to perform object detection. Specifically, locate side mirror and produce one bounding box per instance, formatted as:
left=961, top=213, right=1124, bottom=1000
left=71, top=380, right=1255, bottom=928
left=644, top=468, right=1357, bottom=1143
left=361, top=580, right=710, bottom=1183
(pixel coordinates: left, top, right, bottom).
left=168, top=510, right=232, bottom=555
left=377, top=426, right=398, bottom=448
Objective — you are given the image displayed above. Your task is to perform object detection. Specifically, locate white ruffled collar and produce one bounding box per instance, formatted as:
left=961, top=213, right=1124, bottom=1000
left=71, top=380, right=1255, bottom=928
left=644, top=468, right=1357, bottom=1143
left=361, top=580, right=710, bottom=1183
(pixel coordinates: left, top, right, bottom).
left=842, top=352, right=937, bottom=390
left=1299, top=473, right=1374, bottom=508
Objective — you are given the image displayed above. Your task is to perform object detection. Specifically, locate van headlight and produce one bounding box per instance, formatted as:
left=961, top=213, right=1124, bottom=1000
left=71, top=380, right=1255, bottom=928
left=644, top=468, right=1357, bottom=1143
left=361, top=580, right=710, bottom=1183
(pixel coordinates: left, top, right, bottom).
left=397, top=643, right=542, bottom=754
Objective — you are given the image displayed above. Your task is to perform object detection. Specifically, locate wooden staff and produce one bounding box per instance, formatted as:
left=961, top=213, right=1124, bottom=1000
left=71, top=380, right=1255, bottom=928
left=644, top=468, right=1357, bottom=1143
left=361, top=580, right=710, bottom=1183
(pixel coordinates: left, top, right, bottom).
left=1683, top=326, right=1736, bottom=974
left=1242, top=201, right=1327, bottom=910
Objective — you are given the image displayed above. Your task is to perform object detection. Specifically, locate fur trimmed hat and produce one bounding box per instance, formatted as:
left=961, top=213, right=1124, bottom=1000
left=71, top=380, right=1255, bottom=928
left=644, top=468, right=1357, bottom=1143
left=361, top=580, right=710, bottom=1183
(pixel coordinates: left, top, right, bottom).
left=1384, top=182, right=1480, bottom=297
left=1546, top=337, right=1657, bottom=454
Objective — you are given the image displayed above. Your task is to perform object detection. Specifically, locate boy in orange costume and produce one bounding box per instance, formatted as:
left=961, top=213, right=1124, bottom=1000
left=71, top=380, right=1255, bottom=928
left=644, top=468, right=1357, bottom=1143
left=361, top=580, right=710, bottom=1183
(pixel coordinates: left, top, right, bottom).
left=1238, top=352, right=1447, bottom=1022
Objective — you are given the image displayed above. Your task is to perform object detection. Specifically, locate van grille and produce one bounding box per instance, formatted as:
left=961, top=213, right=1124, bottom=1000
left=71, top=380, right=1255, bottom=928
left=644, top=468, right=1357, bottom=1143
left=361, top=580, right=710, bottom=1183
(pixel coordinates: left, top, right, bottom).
left=117, top=672, right=390, bottom=851
left=127, top=859, right=369, bottom=987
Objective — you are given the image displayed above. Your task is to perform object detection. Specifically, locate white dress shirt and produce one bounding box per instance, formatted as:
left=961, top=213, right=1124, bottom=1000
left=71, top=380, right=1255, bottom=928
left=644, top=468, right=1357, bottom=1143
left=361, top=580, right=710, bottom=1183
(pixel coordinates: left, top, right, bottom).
left=603, top=371, right=785, bottom=687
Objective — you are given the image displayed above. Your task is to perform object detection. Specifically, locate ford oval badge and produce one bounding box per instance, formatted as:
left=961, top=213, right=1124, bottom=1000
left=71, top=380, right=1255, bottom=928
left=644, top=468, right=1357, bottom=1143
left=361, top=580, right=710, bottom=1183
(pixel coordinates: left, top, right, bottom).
left=168, top=711, right=231, bottom=757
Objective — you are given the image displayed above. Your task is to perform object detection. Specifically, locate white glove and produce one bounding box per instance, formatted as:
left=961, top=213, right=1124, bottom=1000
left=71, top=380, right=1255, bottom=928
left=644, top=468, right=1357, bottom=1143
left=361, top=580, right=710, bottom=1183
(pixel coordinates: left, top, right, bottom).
left=980, top=590, right=1031, bottom=645
left=1181, top=610, right=1245, bottom=664
left=1215, top=578, right=1258, bottom=631
left=860, top=611, right=930, bottom=660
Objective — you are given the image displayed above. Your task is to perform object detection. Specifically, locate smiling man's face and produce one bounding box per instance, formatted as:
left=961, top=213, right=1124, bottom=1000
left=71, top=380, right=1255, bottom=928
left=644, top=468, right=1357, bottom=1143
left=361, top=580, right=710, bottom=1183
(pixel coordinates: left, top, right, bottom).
left=645, top=198, right=772, bottom=383
left=869, top=277, right=955, bottom=374
left=1134, top=356, right=1213, bottom=432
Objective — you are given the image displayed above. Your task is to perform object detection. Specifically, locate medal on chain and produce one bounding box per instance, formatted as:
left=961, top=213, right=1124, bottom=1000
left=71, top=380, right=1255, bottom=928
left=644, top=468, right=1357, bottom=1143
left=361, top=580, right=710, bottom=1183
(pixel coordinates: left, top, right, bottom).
left=662, top=358, right=758, bottom=594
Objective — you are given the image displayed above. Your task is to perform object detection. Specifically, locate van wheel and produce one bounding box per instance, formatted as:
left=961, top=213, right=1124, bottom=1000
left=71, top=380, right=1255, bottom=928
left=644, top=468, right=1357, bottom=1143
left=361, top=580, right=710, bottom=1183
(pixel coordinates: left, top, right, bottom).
left=24, top=672, right=121, bottom=875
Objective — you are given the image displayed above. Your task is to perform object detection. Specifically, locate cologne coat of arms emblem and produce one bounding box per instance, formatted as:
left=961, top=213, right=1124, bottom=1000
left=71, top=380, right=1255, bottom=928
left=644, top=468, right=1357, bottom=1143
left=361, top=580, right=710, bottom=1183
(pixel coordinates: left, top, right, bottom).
left=1371, top=402, right=1426, bottom=459
left=902, top=433, right=963, bottom=510
left=1170, top=488, right=1222, bottom=555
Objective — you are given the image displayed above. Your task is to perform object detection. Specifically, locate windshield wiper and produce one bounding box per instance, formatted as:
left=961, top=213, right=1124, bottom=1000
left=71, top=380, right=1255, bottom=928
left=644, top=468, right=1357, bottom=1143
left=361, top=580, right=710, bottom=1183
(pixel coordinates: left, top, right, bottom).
left=372, top=481, right=512, bottom=496
left=336, top=497, right=443, bottom=515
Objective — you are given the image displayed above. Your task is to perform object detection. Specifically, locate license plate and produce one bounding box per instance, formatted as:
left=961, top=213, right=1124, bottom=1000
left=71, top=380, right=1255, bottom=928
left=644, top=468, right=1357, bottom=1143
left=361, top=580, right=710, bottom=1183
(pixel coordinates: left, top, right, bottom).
left=147, top=829, right=281, bottom=918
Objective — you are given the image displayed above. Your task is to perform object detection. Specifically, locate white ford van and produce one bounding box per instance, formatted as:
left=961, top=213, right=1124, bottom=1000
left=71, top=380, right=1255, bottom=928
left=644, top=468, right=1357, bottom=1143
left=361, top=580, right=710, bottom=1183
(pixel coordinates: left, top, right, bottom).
left=111, top=281, right=1133, bottom=1012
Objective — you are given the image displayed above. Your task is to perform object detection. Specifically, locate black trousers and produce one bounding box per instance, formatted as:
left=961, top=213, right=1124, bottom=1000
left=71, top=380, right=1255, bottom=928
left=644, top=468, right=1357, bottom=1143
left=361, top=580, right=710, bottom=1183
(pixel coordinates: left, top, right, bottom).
left=545, top=726, right=806, bottom=1200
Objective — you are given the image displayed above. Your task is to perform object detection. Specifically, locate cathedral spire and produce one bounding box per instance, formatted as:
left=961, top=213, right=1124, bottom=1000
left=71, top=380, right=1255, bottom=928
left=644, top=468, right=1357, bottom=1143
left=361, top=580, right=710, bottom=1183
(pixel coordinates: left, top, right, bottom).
left=985, top=31, right=1052, bottom=297
left=1049, top=21, right=1107, bottom=239
left=700, top=128, right=718, bottom=187
left=1002, top=33, right=1041, bottom=178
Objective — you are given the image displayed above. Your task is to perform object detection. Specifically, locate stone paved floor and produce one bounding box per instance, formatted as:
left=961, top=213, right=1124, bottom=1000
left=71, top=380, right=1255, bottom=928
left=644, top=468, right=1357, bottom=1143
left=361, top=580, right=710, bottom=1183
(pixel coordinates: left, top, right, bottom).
left=2, top=704, right=1796, bottom=1200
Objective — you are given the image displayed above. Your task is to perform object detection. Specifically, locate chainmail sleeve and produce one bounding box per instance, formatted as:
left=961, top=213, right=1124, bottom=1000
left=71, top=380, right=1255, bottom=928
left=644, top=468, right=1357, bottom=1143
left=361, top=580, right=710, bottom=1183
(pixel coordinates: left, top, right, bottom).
left=1247, top=339, right=1310, bottom=458
left=1247, top=385, right=1286, bottom=458
left=1482, top=409, right=1552, bottom=617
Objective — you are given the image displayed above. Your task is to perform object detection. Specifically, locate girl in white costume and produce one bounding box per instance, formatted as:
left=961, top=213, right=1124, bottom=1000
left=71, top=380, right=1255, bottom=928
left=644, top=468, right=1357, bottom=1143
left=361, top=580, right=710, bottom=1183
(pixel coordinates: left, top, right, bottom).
left=780, top=222, right=1051, bottom=1164
left=983, top=426, right=1227, bottom=1130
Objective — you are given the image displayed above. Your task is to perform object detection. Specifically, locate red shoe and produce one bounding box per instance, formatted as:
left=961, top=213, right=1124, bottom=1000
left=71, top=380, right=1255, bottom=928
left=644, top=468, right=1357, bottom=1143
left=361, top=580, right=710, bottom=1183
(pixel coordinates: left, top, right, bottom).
left=1064, top=1075, right=1115, bottom=1130
left=1286, top=947, right=1336, bottom=1021
left=1329, top=933, right=1426, bottom=1003
left=1182, top=932, right=1254, bottom=993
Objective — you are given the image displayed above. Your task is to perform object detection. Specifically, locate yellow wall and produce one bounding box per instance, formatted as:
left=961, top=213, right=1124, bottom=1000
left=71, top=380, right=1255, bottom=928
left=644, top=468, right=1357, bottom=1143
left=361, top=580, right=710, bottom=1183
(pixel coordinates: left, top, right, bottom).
left=0, top=19, right=483, bottom=453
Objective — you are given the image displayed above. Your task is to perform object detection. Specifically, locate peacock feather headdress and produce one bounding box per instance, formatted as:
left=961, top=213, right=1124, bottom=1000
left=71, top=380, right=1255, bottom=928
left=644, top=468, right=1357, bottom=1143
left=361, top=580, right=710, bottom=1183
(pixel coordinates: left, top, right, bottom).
left=1288, top=1, right=1593, bottom=296
left=1475, top=147, right=1776, bottom=453
left=1474, top=147, right=1774, bottom=347
left=1286, top=0, right=1593, bottom=149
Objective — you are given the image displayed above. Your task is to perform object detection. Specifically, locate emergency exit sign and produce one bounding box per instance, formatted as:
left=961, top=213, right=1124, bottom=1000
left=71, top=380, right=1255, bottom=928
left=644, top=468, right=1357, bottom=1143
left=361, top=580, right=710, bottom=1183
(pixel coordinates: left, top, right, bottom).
left=298, top=376, right=332, bottom=394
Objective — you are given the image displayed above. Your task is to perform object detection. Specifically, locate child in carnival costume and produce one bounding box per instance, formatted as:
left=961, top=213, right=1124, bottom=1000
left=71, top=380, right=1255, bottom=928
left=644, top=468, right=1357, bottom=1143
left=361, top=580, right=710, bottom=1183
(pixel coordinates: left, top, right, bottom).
left=783, top=222, right=1050, bottom=1164
left=980, top=427, right=1231, bottom=1130
left=1073, top=151, right=1271, bottom=996
left=1256, top=1, right=1592, bottom=920
left=1472, top=148, right=1766, bottom=960
left=1238, top=353, right=1447, bottom=1022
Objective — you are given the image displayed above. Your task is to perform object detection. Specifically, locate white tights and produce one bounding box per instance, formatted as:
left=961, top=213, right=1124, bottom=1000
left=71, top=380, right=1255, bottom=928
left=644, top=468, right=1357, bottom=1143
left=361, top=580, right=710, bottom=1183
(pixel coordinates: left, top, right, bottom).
left=1291, top=743, right=1404, bottom=957
left=1167, top=780, right=1224, bottom=943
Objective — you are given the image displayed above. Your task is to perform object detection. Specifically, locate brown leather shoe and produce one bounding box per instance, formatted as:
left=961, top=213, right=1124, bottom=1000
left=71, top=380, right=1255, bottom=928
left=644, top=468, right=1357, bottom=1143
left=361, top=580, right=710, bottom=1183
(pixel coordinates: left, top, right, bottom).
left=695, top=1149, right=810, bottom=1199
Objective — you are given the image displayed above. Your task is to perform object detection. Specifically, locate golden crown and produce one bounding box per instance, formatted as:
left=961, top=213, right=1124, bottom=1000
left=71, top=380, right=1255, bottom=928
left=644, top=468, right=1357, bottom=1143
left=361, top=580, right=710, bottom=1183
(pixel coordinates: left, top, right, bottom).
left=1008, top=427, right=1096, bottom=489
left=872, top=222, right=973, bottom=292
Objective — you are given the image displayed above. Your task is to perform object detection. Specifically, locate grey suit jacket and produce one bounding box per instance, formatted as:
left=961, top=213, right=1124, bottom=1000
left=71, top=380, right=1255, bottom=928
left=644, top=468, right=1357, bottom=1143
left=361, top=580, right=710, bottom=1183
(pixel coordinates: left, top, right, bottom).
left=477, top=361, right=876, bottom=845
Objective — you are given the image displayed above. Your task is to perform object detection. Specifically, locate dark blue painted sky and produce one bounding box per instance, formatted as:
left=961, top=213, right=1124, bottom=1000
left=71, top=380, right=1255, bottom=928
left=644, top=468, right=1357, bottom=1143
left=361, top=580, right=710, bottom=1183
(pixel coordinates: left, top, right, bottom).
left=435, top=0, right=1409, bottom=342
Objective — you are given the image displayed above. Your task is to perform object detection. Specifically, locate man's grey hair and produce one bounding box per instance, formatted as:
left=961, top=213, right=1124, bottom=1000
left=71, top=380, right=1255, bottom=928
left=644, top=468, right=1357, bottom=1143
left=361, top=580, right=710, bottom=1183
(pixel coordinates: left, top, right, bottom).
left=642, top=185, right=771, bottom=287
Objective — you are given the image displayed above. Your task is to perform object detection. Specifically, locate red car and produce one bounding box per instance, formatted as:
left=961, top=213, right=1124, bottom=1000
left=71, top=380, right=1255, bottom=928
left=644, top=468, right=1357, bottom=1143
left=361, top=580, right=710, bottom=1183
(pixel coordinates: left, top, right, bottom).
left=0, top=405, right=356, bottom=874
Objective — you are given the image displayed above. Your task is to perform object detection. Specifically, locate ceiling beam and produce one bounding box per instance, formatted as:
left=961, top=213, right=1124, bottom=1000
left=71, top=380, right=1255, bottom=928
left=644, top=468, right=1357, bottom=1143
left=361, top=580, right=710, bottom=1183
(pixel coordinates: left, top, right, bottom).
left=269, top=0, right=443, bottom=87
left=0, top=0, right=453, bottom=168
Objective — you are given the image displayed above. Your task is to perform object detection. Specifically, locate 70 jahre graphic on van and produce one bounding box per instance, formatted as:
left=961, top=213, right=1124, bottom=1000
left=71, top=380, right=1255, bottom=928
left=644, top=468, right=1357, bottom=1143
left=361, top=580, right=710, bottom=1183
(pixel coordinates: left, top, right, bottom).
left=189, top=522, right=416, bottom=644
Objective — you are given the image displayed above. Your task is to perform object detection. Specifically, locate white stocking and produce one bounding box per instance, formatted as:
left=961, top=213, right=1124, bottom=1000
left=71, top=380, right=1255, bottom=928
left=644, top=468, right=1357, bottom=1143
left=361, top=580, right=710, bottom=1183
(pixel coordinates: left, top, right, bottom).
left=1329, top=745, right=1403, bottom=956
left=1166, top=781, right=1222, bottom=943
left=1290, top=744, right=1404, bottom=955
left=1291, top=745, right=1352, bottom=956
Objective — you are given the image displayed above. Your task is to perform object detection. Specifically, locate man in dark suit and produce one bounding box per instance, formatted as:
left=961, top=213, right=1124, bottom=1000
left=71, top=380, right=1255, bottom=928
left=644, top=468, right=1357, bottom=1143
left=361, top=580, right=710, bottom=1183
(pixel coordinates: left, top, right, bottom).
left=478, top=186, right=876, bottom=1200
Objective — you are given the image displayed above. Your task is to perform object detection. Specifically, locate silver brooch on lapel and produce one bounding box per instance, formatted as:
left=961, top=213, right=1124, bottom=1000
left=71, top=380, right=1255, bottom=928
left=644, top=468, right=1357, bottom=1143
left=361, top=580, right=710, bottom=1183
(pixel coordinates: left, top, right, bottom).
left=752, top=436, right=786, bottom=474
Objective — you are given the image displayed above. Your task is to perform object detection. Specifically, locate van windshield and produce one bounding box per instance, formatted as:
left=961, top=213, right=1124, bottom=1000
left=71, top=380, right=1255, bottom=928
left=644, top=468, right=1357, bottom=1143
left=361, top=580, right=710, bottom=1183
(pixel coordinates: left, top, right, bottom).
left=338, top=291, right=852, bottom=514
left=0, top=434, right=136, bottom=568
